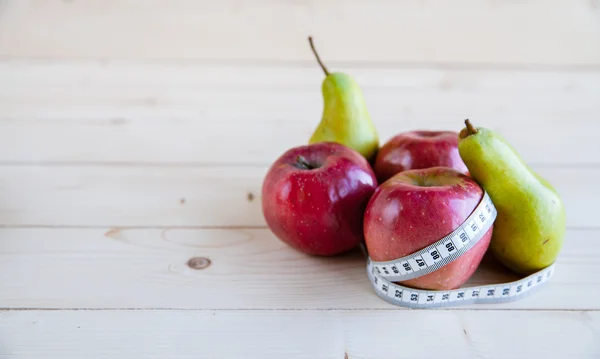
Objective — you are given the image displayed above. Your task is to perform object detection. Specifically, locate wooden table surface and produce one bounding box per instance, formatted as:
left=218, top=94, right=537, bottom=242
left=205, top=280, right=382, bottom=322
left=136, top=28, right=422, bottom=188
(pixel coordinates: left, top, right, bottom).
left=1, top=1, right=599, bottom=358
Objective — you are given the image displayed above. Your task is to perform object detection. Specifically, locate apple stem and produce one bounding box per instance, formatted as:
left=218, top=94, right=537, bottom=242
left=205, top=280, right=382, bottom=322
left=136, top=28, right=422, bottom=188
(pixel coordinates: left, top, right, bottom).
left=296, top=155, right=314, bottom=170
left=465, top=119, right=478, bottom=135
left=308, top=36, right=330, bottom=76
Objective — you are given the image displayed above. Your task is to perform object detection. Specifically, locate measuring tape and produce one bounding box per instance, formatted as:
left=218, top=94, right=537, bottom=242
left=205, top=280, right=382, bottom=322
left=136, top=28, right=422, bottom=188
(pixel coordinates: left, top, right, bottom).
left=362, top=191, right=556, bottom=308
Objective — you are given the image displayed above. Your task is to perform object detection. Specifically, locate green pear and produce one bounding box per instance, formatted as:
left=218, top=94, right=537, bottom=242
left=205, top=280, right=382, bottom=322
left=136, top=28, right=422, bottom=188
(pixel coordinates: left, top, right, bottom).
left=307, top=37, right=379, bottom=162
left=457, top=119, right=566, bottom=275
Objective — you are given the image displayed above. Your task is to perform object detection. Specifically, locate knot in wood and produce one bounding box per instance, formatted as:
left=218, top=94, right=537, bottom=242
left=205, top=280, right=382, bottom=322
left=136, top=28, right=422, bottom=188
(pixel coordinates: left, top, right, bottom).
left=187, top=257, right=211, bottom=270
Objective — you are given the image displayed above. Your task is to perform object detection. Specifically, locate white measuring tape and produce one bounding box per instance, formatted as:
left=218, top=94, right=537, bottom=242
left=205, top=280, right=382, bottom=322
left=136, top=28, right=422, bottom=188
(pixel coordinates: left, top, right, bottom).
left=362, top=191, right=556, bottom=308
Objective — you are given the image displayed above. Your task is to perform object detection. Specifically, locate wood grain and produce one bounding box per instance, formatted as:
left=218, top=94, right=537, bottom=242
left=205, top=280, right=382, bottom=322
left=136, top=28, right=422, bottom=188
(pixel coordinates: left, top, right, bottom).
left=0, top=310, right=598, bottom=358
left=0, top=0, right=599, bottom=66
left=0, top=165, right=593, bottom=227
left=1, top=63, right=598, bottom=166
left=0, top=227, right=596, bottom=310
left=1, top=1, right=599, bottom=356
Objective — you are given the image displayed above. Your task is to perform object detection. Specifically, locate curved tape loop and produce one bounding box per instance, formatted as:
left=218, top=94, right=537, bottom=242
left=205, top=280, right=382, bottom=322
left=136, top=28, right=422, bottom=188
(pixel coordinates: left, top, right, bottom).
left=363, top=190, right=555, bottom=308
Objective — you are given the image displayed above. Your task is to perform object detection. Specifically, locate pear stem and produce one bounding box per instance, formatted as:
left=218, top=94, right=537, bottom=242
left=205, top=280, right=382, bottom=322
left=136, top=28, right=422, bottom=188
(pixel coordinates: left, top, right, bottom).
left=296, top=155, right=314, bottom=170
left=465, top=119, right=478, bottom=135
left=308, top=36, right=330, bottom=76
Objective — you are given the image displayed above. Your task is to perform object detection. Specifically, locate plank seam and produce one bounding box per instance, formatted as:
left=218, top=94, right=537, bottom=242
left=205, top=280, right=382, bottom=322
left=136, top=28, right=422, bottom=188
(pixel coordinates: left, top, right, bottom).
left=0, top=161, right=597, bottom=169
left=1, top=308, right=599, bottom=312
left=1, top=57, right=600, bottom=72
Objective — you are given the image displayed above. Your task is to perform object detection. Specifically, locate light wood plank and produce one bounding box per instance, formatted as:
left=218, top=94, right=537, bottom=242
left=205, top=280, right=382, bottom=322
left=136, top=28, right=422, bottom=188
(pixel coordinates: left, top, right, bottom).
left=0, top=165, right=592, bottom=227
left=0, top=165, right=265, bottom=227
left=0, top=227, right=596, bottom=309
left=1, top=63, right=599, bottom=165
left=0, top=310, right=598, bottom=358
left=0, top=0, right=599, bottom=65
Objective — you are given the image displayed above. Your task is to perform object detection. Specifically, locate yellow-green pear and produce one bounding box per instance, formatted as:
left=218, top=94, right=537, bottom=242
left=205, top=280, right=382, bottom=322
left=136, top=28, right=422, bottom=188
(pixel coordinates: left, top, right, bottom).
left=307, top=37, right=379, bottom=162
left=457, top=119, right=566, bottom=275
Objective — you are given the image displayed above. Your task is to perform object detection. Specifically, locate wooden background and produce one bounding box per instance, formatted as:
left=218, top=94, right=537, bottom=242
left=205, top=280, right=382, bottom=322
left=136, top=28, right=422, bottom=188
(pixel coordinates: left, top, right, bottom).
left=1, top=1, right=599, bottom=358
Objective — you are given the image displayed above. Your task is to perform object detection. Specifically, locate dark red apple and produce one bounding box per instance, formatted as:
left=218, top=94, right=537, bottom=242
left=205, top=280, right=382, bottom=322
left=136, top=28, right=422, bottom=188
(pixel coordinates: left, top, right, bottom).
left=261, top=142, right=378, bottom=256
left=363, top=166, right=492, bottom=290
left=373, top=130, right=469, bottom=183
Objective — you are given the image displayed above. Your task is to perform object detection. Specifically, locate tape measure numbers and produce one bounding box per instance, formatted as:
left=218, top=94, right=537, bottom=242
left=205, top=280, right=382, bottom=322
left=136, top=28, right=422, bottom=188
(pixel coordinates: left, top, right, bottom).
left=362, top=191, right=555, bottom=308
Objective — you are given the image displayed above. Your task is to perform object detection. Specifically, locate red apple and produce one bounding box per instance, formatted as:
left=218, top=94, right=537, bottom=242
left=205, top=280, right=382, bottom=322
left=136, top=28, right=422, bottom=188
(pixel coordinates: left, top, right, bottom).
left=261, top=142, right=378, bottom=256
left=373, top=130, right=469, bottom=183
left=363, top=166, right=492, bottom=290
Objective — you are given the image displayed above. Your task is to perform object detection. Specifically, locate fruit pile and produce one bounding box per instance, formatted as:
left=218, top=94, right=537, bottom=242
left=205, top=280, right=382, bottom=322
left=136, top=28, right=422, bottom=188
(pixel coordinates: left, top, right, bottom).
left=261, top=37, right=566, bottom=293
